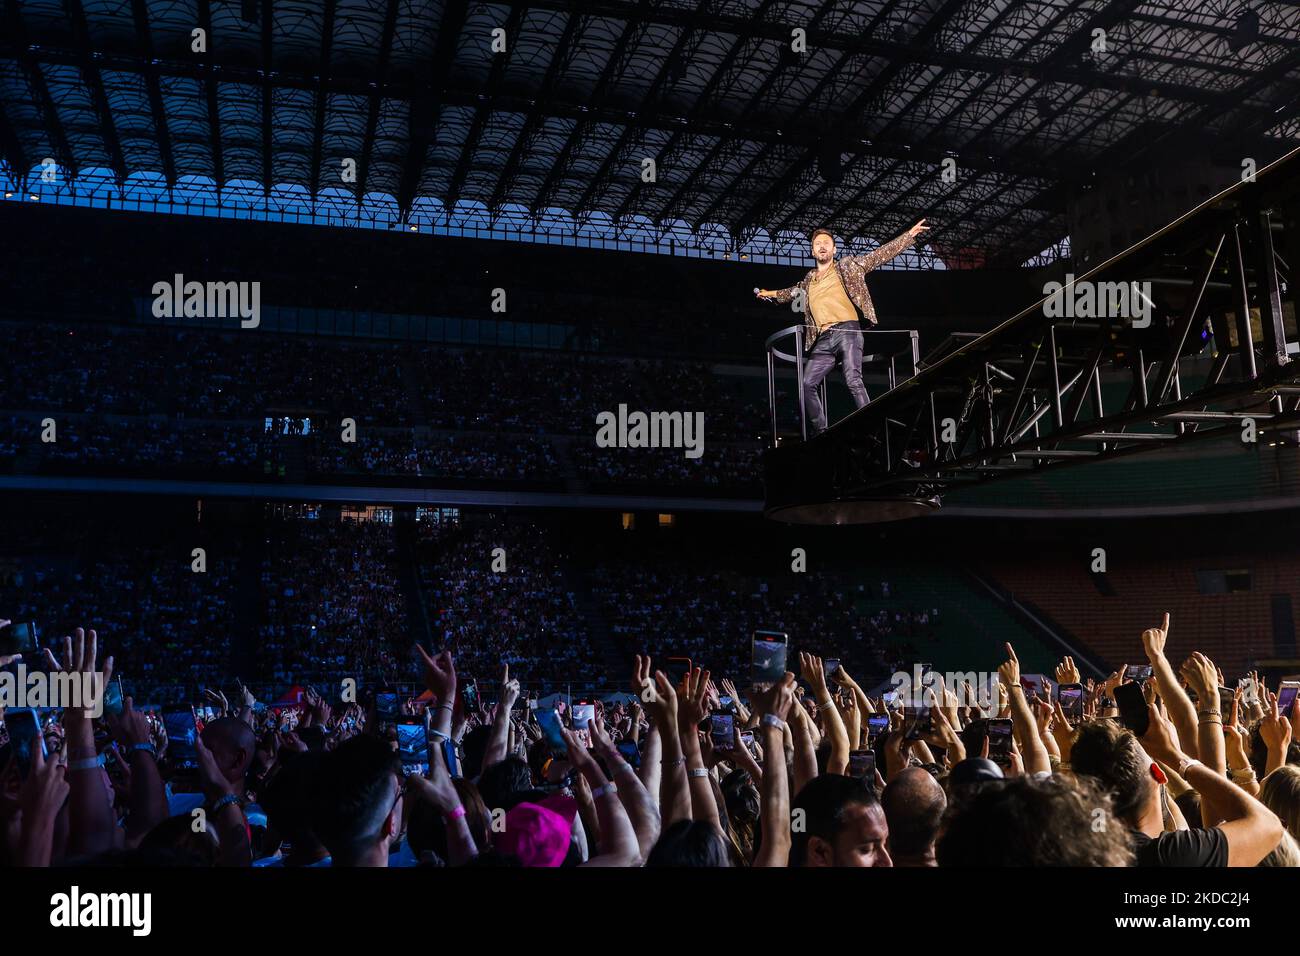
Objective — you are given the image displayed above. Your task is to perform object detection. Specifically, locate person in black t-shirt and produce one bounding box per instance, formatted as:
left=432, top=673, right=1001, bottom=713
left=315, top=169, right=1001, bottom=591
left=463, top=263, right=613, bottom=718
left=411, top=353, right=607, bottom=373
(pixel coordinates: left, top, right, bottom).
left=1072, top=707, right=1282, bottom=867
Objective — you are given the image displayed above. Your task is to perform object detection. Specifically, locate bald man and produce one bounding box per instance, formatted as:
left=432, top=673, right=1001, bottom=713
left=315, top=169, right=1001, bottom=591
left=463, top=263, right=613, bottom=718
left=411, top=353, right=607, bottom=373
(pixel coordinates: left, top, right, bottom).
left=881, top=767, right=946, bottom=867
left=168, top=717, right=257, bottom=817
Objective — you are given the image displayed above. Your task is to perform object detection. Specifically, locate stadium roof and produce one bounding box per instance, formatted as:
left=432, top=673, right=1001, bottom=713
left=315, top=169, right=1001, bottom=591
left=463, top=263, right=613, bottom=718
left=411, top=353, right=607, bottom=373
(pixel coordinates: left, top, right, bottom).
left=2, top=0, right=1300, bottom=267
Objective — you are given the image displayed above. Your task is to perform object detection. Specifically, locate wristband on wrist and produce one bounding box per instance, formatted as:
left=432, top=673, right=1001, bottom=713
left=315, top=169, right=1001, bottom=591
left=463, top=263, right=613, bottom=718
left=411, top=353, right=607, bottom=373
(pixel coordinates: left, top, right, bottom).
left=130, top=742, right=158, bottom=758
left=663, top=756, right=686, bottom=768
left=445, top=804, right=467, bottom=821
left=613, top=762, right=637, bottom=778
left=761, top=714, right=786, bottom=730
left=1177, top=756, right=1202, bottom=778
left=688, top=767, right=710, bottom=778
left=210, top=792, right=243, bottom=814
left=67, top=754, right=106, bottom=773
left=590, top=782, right=619, bottom=799
left=428, top=728, right=450, bottom=741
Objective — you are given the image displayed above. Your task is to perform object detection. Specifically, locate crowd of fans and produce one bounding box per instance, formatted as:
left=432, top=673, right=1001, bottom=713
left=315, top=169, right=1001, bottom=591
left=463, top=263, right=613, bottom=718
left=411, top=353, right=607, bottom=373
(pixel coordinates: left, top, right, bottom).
left=0, top=546, right=236, bottom=703
left=592, top=562, right=890, bottom=679
left=257, top=519, right=407, bottom=692
left=1, top=612, right=1296, bottom=871
left=418, top=520, right=603, bottom=687
left=306, top=430, right=562, bottom=482
left=0, top=322, right=768, bottom=489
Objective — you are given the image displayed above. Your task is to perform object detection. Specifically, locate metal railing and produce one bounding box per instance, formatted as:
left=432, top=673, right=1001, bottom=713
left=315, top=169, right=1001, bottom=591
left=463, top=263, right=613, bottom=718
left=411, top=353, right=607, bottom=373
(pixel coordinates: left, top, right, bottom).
left=764, top=324, right=921, bottom=444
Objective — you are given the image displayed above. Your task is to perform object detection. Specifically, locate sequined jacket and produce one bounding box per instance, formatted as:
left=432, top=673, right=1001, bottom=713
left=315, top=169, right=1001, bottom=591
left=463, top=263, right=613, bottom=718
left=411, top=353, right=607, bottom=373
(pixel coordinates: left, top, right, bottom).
left=769, top=230, right=917, bottom=348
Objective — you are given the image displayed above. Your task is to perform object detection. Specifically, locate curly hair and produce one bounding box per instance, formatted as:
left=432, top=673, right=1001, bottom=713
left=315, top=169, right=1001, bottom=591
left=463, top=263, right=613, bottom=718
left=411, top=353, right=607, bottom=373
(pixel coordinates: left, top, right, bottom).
left=937, top=774, right=1134, bottom=867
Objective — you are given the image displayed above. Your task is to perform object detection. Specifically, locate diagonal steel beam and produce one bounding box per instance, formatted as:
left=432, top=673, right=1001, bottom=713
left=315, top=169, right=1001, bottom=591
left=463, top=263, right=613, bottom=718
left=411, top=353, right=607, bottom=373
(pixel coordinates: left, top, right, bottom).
left=130, top=0, right=175, bottom=186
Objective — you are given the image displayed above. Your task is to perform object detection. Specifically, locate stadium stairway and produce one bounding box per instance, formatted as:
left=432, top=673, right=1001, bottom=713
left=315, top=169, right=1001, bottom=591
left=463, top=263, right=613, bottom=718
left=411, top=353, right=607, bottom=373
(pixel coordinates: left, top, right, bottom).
left=568, top=567, right=625, bottom=685
left=395, top=512, right=435, bottom=654
left=856, top=566, right=1059, bottom=676
left=227, top=515, right=264, bottom=683
left=398, top=354, right=430, bottom=425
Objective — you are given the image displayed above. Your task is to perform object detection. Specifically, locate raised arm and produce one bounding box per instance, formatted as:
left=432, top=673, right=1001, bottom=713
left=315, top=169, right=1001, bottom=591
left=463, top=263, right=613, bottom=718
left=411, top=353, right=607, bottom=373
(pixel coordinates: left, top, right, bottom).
left=107, top=696, right=167, bottom=846
left=801, top=653, right=849, bottom=774
left=17, top=743, right=68, bottom=867
left=482, top=664, right=521, bottom=771
left=567, top=726, right=640, bottom=867
left=845, top=219, right=928, bottom=273
left=676, top=666, right=722, bottom=831
left=589, top=717, right=659, bottom=861
left=637, top=656, right=691, bottom=827
left=50, top=628, right=119, bottom=858
left=1141, top=702, right=1283, bottom=868
left=998, top=643, right=1052, bottom=775
left=752, top=673, right=796, bottom=867
left=409, top=731, right=479, bottom=865
left=1179, top=652, right=1224, bottom=778
left=1143, top=614, right=1199, bottom=760
left=787, top=697, right=819, bottom=795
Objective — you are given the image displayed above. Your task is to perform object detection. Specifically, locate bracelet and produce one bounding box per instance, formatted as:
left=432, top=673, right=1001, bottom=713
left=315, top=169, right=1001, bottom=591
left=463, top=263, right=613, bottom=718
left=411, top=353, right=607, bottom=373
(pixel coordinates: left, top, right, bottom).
left=445, top=804, right=467, bottom=821
left=67, top=754, right=106, bottom=772
left=761, top=714, right=786, bottom=730
left=613, top=762, right=638, bottom=778
left=590, top=782, right=619, bottom=799
left=210, top=793, right=243, bottom=814
left=1229, top=767, right=1257, bottom=782
left=130, top=742, right=158, bottom=758
left=1177, top=756, right=1202, bottom=778
left=663, top=756, right=686, bottom=768
left=688, top=767, right=710, bottom=778
left=428, top=728, right=450, bottom=741
left=436, top=703, right=454, bottom=712
left=818, top=697, right=834, bottom=708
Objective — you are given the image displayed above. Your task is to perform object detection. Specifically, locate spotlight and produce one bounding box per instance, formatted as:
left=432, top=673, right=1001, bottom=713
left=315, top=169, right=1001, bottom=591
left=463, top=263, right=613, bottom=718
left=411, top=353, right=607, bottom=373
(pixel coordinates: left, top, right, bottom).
left=409, top=224, right=418, bottom=232
left=29, top=193, right=39, bottom=201
left=4, top=190, right=12, bottom=198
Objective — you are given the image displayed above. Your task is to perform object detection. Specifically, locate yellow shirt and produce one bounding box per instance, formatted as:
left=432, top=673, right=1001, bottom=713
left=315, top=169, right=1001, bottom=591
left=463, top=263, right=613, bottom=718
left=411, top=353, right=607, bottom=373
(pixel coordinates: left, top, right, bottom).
left=807, top=267, right=858, bottom=332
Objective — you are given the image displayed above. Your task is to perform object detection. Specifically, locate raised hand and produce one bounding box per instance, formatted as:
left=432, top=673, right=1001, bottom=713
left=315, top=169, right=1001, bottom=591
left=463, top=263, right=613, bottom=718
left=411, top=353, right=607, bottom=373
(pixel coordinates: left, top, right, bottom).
left=415, top=645, right=457, bottom=703
left=799, top=652, right=830, bottom=701
left=907, top=218, right=930, bottom=238
left=1054, top=656, right=1080, bottom=686
left=1259, top=691, right=1293, bottom=768
left=1141, top=613, right=1171, bottom=661
left=997, top=643, right=1020, bottom=690
left=18, top=742, right=69, bottom=866
left=45, top=627, right=112, bottom=728
left=676, top=666, right=712, bottom=736
left=751, top=672, right=797, bottom=723
left=499, top=663, right=521, bottom=711
left=106, top=696, right=151, bottom=748
left=1178, top=652, right=1219, bottom=708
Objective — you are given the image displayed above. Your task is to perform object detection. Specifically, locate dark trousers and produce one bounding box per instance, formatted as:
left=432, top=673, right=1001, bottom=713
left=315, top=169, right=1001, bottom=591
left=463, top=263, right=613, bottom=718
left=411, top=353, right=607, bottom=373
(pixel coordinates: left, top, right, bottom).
left=803, top=321, right=868, bottom=435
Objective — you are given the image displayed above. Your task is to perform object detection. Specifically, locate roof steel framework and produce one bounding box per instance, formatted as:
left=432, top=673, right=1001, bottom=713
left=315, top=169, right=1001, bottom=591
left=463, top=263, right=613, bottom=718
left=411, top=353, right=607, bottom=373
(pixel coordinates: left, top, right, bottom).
left=1, top=0, right=1299, bottom=266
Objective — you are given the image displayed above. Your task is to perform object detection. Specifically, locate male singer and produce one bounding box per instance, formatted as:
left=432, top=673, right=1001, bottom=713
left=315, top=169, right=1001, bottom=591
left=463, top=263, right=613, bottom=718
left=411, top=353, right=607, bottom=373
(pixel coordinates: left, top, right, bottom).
left=756, top=219, right=928, bottom=436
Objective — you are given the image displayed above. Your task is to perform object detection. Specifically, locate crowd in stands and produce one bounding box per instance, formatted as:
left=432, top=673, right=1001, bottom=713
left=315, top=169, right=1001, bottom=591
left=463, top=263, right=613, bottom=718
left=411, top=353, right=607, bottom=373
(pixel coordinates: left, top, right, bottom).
left=1, top=612, right=1296, bottom=870
left=418, top=520, right=603, bottom=686
left=257, top=519, right=407, bottom=691
left=591, top=562, right=890, bottom=680
left=0, top=321, right=768, bottom=490
left=0, top=546, right=236, bottom=703
left=306, top=431, right=562, bottom=482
